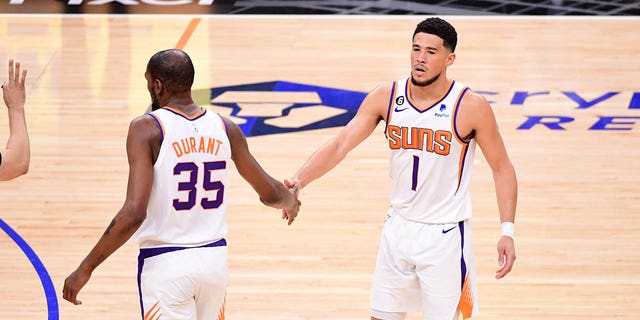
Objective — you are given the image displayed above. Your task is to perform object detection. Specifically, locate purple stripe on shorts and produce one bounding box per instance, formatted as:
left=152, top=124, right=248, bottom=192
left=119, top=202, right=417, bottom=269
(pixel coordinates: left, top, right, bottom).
left=136, top=239, right=227, bottom=319
left=459, top=221, right=467, bottom=290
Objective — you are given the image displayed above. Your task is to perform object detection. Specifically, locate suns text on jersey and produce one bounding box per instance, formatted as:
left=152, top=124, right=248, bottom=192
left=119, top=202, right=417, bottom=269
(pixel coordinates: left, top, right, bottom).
left=387, top=125, right=452, bottom=155
left=172, top=136, right=224, bottom=158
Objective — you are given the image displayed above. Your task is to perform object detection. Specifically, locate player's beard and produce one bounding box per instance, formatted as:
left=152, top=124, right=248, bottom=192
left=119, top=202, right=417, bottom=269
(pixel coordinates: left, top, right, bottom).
left=150, top=91, right=160, bottom=111
left=411, top=72, right=441, bottom=87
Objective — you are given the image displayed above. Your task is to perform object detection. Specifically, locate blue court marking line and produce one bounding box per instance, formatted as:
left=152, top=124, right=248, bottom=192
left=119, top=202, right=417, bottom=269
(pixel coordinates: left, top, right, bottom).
left=0, top=218, right=59, bottom=320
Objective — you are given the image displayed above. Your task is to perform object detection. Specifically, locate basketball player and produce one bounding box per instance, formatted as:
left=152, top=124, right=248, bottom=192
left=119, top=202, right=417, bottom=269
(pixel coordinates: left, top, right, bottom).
left=286, top=18, right=517, bottom=319
left=63, top=49, right=301, bottom=320
left=0, top=59, right=30, bottom=181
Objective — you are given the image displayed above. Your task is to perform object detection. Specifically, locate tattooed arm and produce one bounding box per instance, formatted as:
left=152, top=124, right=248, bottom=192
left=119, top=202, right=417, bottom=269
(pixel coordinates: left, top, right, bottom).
left=63, top=115, right=158, bottom=305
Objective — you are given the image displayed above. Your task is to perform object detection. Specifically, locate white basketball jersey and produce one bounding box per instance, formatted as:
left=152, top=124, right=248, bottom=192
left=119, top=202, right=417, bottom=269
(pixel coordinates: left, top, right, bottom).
left=385, top=78, right=476, bottom=224
left=133, top=107, right=232, bottom=248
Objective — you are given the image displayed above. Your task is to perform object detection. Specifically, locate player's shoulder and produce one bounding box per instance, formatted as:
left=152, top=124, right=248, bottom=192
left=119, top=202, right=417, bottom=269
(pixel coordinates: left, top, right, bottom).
left=359, top=82, right=396, bottom=117
left=127, top=113, right=163, bottom=139
left=368, top=81, right=395, bottom=99
left=457, top=88, right=497, bottom=129
left=363, top=81, right=397, bottom=106
left=130, top=113, right=158, bottom=128
left=459, top=88, right=491, bottom=112
left=217, top=115, right=245, bottom=145
left=217, top=114, right=238, bottom=133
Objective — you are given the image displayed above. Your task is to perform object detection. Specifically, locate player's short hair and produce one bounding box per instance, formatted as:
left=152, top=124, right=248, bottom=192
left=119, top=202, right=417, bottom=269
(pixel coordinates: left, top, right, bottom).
left=413, top=18, right=458, bottom=52
left=146, top=49, right=195, bottom=93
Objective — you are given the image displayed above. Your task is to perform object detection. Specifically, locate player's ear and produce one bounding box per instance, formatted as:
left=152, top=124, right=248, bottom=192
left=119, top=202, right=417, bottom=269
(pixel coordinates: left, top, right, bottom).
left=153, top=78, right=163, bottom=95
left=446, top=52, right=456, bottom=67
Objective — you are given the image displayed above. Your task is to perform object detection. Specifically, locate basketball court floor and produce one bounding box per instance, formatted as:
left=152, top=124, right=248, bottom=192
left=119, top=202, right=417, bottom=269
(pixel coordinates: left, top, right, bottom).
left=0, top=15, right=638, bottom=320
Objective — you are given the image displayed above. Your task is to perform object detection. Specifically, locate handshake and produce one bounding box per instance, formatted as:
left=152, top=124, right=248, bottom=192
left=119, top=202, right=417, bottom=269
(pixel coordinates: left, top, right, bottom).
left=280, top=178, right=301, bottom=226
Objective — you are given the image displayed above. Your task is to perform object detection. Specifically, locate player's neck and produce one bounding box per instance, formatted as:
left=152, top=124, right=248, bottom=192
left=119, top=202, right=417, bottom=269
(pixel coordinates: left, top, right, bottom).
left=163, top=96, right=200, bottom=114
left=409, top=77, right=452, bottom=103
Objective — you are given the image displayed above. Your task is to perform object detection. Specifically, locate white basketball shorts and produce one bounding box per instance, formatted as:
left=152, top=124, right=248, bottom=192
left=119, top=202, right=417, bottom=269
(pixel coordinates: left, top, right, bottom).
left=137, top=239, right=228, bottom=320
left=371, top=210, right=479, bottom=319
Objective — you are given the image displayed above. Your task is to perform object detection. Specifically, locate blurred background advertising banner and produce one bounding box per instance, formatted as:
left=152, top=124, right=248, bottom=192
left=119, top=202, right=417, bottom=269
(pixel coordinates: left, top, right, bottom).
left=0, top=0, right=236, bottom=14
left=2, top=0, right=638, bottom=15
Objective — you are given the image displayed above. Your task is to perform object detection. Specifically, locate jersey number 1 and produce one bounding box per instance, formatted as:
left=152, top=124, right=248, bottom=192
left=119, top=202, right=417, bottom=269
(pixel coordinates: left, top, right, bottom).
left=411, top=155, right=419, bottom=191
left=173, top=161, right=226, bottom=211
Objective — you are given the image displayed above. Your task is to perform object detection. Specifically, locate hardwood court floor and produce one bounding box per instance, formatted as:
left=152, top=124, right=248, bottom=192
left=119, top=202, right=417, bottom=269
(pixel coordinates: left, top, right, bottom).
left=0, top=15, right=639, bottom=320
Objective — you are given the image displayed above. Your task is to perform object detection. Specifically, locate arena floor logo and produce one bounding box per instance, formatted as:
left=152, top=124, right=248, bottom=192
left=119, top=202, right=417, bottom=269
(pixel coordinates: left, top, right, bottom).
left=194, top=81, right=366, bottom=137
left=478, top=90, right=640, bottom=131
left=194, top=81, right=640, bottom=137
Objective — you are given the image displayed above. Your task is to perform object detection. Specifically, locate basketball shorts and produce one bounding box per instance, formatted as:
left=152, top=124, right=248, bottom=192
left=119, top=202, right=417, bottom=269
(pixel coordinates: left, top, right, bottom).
left=137, top=239, right=229, bottom=320
left=371, top=210, right=479, bottom=320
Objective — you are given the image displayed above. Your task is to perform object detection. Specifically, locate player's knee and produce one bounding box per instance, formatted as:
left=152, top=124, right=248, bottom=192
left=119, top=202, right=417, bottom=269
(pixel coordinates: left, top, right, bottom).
left=371, top=309, right=407, bottom=320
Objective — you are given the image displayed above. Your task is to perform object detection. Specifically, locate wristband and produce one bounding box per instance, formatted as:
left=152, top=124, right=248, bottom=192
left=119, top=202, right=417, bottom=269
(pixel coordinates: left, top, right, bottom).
left=501, top=222, right=514, bottom=239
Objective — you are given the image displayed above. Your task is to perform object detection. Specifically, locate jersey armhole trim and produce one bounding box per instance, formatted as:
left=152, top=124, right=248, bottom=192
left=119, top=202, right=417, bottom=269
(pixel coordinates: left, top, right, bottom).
left=216, top=113, right=229, bottom=138
left=148, top=113, right=164, bottom=143
left=383, top=80, right=397, bottom=138
left=452, top=87, right=470, bottom=144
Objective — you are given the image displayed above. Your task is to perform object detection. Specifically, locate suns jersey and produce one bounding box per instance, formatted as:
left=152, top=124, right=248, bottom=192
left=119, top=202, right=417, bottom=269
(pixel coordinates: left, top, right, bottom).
left=385, top=78, right=476, bottom=224
left=133, top=107, right=232, bottom=249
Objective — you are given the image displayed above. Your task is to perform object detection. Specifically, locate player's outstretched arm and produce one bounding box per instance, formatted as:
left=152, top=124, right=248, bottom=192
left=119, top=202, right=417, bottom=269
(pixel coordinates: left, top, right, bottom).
left=63, top=116, right=157, bottom=304
left=288, top=84, right=391, bottom=191
left=0, top=59, right=29, bottom=181
left=462, top=91, right=518, bottom=279
left=223, top=117, right=300, bottom=225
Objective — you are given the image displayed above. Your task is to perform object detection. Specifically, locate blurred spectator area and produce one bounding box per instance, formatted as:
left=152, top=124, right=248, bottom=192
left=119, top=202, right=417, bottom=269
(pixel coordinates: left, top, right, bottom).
left=0, top=0, right=638, bottom=15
